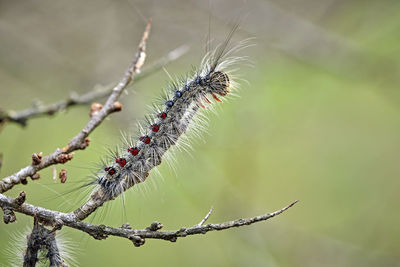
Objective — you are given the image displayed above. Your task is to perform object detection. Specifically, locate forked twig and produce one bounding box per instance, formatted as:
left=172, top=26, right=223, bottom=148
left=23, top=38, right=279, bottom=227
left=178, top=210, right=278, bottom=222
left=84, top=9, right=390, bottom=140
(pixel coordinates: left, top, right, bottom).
left=0, top=45, right=188, bottom=128
left=0, top=19, right=152, bottom=194
left=0, top=192, right=297, bottom=247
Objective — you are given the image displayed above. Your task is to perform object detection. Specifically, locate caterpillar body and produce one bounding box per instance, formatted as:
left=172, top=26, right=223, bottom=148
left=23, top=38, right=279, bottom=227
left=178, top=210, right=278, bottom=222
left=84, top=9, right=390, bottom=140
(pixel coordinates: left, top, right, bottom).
left=98, top=70, right=230, bottom=197
left=5, top=219, right=76, bottom=267
left=73, top=26, right=248, bottom=217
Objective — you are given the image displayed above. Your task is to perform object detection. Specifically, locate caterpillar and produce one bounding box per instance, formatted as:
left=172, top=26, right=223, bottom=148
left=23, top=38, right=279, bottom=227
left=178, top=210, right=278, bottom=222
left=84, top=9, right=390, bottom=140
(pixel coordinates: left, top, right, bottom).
left=4, top=218, right=76, bottom=267
left=71, top=25, right=250, bottom=219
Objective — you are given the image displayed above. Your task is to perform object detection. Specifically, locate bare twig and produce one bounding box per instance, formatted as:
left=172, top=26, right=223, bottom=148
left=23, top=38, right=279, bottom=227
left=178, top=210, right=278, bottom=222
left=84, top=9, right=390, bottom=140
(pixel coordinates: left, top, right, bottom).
left=197, top=206, right=213, bottom=226
left=0, top=19, right=152, bottom=194
left=0, top=44, right=188, bottom=128
left=0, top=192, right=297, bottom=247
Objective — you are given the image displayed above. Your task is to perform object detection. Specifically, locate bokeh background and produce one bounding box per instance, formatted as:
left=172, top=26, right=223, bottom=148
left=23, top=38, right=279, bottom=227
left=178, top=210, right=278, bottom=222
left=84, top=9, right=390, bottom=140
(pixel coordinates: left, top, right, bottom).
left=1, top=0, right=400, bottom=266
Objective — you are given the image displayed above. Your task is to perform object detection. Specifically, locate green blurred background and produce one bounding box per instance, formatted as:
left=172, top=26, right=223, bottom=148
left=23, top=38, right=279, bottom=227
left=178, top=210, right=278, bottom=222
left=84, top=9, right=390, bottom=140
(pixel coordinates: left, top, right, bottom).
left=1, top=0, right=400, bottom=266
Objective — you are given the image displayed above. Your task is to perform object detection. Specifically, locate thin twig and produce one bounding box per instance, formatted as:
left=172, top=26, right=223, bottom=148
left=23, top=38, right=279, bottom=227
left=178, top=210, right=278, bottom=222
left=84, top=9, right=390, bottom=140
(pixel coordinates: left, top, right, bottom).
left=0, top=192, right=297, bottom=247
left=0, top=44, right=188, bottom=128
left=132, top=44, right=189, bottom=81
left=0, top=19, right=152, bottom=194
left=197, top=206, right=213, bottom=226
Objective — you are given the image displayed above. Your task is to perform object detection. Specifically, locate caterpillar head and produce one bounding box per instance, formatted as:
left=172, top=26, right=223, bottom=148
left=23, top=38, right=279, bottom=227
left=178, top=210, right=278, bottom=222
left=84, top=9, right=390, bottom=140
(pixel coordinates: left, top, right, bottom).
left=209, top=71, right=230, bottom=96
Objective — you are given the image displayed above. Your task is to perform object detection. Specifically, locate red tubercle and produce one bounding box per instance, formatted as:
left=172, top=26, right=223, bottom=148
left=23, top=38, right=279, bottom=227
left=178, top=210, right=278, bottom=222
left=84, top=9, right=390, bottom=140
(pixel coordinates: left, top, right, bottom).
left=104, top=167, right=116, bottom=175
left=128, top=147, right=139, bottom=156
left=116, top=157, right=127, bottom=167
left=151, top=124, right=159, bottom=132
left=159, top=112, right=167, bottom=119
left=140, top=136, right=151, bottom=144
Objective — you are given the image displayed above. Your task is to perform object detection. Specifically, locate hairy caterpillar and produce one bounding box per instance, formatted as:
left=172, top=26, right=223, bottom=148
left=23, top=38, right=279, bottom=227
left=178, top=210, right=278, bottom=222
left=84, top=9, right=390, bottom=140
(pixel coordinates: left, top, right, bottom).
left=67, top=25, right=249, bottom=219
left=4, top=219, right=76, bottom=267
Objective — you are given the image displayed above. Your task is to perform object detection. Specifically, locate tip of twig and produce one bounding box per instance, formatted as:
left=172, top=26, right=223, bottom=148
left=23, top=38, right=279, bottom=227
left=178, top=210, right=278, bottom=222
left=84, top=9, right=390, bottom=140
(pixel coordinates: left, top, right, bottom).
left=133, top=20, right=151, bottom=74
left=278, top=200, right=299, bottom=214
left=259, top=200, right=299, bottom=220
left=197, top=206, right=214, bottom=226
left=142, top=18, right=152, bottom=43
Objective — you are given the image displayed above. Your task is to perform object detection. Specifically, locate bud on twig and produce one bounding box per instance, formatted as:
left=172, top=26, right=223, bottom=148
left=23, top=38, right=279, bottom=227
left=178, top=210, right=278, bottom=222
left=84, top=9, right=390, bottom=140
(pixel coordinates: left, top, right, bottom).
left=79, top=138, right=90, bottom=150
left=55, top=153, right=74, bottom=164
left=111, top=101, right=122, bottom=112
left=32, top=152, right=43, bottom=165
left=90, top=102, right=103, bottom=118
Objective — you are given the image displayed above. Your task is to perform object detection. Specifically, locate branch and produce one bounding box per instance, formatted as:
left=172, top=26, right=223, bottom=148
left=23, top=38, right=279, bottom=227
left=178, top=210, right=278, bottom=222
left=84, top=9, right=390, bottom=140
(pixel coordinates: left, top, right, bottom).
left=0, top=44, right=188, bottom=128
left=0, top=19, right=152, bottom=194
left=0, top=192, right=297, bottom=247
